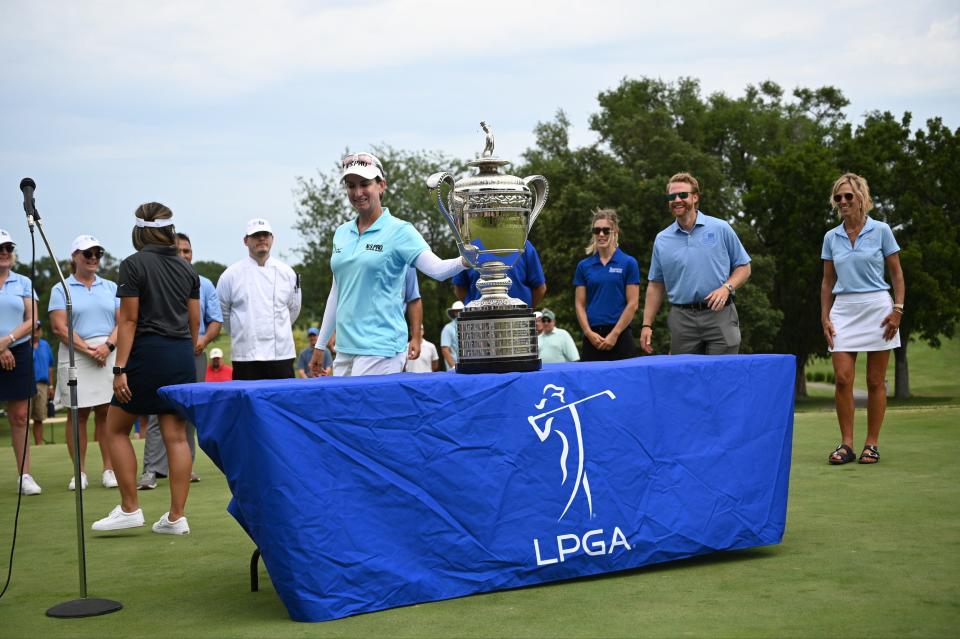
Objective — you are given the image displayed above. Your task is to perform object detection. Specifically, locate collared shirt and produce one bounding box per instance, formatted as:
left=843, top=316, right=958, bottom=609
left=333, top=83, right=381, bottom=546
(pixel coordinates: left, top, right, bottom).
left=205, top=364, right=233, bottom=382
left=49, top=274, right=119, bottom=339
left=573, top=248, right=641, bottom=326
left=1, top=271, right=37, bottom=346
left=298, top=345, right=331, bottom=374
left=198, top=275, right=223, bottom=337
left=117, top=245, right=200, bottom=339
left=217, top=254, right=302, bottom=361
left=538, top=327, right=580, bottom=363
left=821, top=217, right=900, bottom=294
left=33, top=338, right=54, bottom=383
left=648, top=211, right=751, bottom=305
left=452, top=240, right=546, bottom=306
left=329, top=208, right=429, bottom=357
left=440, top=319, right=458, bottom=370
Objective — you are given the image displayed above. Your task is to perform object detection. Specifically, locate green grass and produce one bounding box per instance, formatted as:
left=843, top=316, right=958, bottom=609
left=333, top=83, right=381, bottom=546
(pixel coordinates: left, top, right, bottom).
left=1, top=341, right=958, bottom=637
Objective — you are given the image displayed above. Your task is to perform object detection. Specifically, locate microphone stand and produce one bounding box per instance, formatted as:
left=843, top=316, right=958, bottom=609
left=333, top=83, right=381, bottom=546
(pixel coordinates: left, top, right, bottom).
left=24, top=192, right=122, bottom=618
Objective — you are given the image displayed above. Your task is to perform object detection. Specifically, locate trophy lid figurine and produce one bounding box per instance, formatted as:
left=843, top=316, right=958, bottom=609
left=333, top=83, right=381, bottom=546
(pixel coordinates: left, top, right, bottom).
left=427, top=122, right=549, bottom=374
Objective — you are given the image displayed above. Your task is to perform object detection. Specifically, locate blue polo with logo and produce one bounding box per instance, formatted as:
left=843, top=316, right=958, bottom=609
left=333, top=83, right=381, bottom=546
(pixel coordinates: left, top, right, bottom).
left=1, top=272, right=38, bottom=347
left=573, top=248, right=641, bottom=326
left=452, top=241, right=545, bottom=306
left=49, top=274, right=119, bottom=339
left=648, top=211, right=751, bottom=305
left=198, top=275, right=223, bottom=337
left=330, top=208, right=429, bottom=357
left=821, top=217, right=900, bottom=294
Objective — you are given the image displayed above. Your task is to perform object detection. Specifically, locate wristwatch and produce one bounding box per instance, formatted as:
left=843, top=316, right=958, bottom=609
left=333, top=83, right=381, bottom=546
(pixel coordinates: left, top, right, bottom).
left=112, top=366, right=126, bottom=376
left=107, top=341, right=116, bottom=352
left=725, top=283, right=735, bottom=294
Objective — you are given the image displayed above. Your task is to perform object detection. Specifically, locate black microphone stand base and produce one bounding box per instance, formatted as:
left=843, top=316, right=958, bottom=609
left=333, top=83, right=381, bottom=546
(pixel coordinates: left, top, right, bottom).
left=46, top=597, right=123, bottom=618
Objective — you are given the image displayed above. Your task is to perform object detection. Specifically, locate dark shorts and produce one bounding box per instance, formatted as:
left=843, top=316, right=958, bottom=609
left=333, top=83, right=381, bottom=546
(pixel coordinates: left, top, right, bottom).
left=111, top=334, right=195, bottom=416
left=232, top=359, right=295, bottom=381
left=581, top=325, right=639, bottom=362
left=0, top=341, right=34, bottom=402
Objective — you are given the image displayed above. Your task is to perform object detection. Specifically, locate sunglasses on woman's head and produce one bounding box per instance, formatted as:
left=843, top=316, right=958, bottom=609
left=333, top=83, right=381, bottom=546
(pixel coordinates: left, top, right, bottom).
left=82, top=248, right=104, bottom=260
left=592, top=227, right=612, bottom=236
left=833, top=193, right=855, bottom=203
left=342, top=152, right=383, bottom=170
left=664, top=192, right=690, bottom=202
left=0, top=243, right=14, bottom=254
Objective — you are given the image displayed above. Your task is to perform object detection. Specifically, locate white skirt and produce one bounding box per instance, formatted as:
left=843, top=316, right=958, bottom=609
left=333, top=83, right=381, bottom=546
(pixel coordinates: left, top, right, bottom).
left=829, top=291, right=901, bottom=352
left=56, top=335, right=117, bottom=408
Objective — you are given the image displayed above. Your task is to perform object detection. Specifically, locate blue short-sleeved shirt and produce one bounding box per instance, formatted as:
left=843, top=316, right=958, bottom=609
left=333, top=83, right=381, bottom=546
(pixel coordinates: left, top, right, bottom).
left=33, top=338, right=54, bottom=383
left=199, top=275, right=223, bottom=337
left=440, top=319, right=458, bottom=371
left=452, top=241, right=546, bottom=306
left=648, top=211, right=751, bottom=304
left=49, top=275, right=119, bottom=340
left=573, top=248, right=641, bottom=327
left=821, top=217, right=900, bottom=294
left=1, top=272, right=38, bottom=346
left=330, top=208, right=430, bottom=357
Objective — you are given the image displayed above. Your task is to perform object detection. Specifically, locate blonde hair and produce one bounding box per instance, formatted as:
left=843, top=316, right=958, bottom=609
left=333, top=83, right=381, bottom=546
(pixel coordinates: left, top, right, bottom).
left=132, top=202, right=176, bottom=250
left=666, top=172, right=700, bottom=194
left=584, top=208, right=620, bottom=255
left=830, top=173, right=873, bottom=224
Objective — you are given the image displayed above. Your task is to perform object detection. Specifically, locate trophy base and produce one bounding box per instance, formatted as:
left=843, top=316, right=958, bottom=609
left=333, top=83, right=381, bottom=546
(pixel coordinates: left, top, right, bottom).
left=456, top=308, right=541, bottom=374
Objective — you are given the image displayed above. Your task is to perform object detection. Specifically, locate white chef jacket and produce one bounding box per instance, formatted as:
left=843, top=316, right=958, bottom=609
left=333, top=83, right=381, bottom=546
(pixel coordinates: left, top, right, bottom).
left=217, top=255, right=301, bottom=361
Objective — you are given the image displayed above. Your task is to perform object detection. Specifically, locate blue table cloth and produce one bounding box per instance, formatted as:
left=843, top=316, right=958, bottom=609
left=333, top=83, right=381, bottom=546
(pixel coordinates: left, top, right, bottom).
left=160, top=354, right=795, bottom=622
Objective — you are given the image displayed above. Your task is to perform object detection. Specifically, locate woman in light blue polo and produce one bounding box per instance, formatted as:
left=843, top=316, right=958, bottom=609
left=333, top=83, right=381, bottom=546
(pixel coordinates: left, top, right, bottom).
left=49, top=235, right=120, bottom=490
left=821, top=173, right=905, bottom=465
left=1, top=229, right=42, bottom=495
left=574, top=209, right=641, bottom=361
left=311, top=152, right=466, bottom=377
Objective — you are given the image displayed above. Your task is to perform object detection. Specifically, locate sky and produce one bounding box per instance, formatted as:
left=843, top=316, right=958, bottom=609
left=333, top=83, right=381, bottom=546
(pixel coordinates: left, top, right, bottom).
left=1, top=0, right=958, bottom=267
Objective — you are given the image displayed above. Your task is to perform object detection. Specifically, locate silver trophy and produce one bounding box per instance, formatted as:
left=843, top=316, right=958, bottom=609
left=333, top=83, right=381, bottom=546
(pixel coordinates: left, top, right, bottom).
left=427, top=122, right=549, bottom=373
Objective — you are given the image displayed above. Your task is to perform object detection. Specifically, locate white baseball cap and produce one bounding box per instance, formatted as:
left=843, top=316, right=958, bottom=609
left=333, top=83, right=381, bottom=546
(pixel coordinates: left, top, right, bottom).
left=210, top=347, right=224, bottom=358
left=245, top=218, right=273, bottom=236
left=70, top=235, right=102, bottom=253
left=447, top=300, right=465, bottom=318
left=0, top=229, right=14, bottom=246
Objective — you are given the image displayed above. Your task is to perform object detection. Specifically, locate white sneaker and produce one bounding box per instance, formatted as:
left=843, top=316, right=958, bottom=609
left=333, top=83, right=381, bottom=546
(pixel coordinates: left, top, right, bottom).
left=152, top=512, right=190, bottom=535
left=102, top=469, right=118, bottom=488
left=19, top=474, right=42, bottom=495
left=68, top=472, right=89, bottom=491
left=91, top=505, right=145, bottom=531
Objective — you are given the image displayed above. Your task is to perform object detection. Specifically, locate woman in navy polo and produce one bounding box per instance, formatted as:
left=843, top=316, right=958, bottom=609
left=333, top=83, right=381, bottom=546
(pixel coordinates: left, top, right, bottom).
left=821, top=173, right=904, bottom=465
left=573, top=209, right=641, bottom=361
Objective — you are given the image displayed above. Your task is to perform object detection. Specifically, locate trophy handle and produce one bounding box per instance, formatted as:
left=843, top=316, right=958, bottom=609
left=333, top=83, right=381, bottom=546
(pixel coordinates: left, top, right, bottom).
left=427, top=171, right=475, bottom=267
left=523, top=175, right=549, bottom=232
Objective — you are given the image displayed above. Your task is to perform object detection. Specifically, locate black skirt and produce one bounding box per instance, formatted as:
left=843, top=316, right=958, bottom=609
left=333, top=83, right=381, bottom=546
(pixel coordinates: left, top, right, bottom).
left=0, top=341, right=34, bottom=401
left=581, top=324, right=639, bottom=362
left=111, top=333, right=195, bottom=416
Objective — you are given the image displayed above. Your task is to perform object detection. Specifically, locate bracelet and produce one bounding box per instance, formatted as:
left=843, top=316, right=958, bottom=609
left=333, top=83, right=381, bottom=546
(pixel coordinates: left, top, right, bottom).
left=892, top=307, right=904, bottom=315
left=641, top=324, right=653, bottom=329
left=7, top=333, right=15, bottom=346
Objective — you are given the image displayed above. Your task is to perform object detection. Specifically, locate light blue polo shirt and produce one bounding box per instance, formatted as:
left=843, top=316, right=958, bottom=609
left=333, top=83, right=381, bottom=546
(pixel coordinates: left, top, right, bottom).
left=440, top=319, right=458, bottom=370
left=330, top=208, right=429, bottom=357
left=573, top=248, right=641, bottom=326
left=199, top=275, right=223, bottom=337
left=48, top=274, right=119, bottom=340
left=648, top=211, right=751, bottom=305
left=822, top=217, right=900, bottom=294
left=1, top=272, right=38, bottom=346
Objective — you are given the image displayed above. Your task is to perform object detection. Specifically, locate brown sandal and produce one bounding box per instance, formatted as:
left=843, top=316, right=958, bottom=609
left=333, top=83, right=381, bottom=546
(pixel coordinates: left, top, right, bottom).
left=829, top=444, right=856, bottom=465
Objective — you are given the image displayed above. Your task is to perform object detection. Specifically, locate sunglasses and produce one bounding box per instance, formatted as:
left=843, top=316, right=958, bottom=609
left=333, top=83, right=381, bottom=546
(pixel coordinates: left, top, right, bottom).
left=592, top=227, right=613, bottom=236
left=664, top=192, right=691, bottom=202
left=81, top=248, right=104, bottom=260
left=833, top=192, right=855, bottom=203
left=342, top=152, right=384, bottom=172
left=0, top=243, right=15, bottom=254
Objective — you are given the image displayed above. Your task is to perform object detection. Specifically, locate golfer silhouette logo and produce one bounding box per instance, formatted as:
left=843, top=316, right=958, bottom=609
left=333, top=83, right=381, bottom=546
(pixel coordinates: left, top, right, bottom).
left=528, top=384, right=617, bottom=521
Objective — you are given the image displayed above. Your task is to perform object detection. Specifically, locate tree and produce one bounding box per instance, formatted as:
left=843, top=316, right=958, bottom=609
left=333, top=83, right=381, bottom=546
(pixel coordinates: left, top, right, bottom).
left=193, top=260, right=226, bottom=286
left=293, top=146, right=465, bottom=342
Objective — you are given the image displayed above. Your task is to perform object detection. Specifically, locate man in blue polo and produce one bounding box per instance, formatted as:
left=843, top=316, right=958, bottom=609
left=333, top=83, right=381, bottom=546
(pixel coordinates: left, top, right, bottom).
left=452, top=240, right=546, bottom=308
left=640, top=172, right=752, bottom=355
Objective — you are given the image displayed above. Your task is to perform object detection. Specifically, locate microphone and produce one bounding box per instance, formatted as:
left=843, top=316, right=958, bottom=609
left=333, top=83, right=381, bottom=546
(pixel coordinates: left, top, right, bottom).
left=20, top=177, right=39, bottom=223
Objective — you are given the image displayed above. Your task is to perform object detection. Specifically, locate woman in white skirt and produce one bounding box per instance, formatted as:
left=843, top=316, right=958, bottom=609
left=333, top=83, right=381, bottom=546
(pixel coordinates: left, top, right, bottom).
left=49, top=235, right=120, bottom=489
left=821, top=173, right=905, bottom=465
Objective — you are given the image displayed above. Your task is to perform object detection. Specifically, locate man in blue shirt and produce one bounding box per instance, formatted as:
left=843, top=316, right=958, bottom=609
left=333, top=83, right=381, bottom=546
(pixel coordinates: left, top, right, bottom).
left=31, top=324, right=55, bottom=445
left=139, top=233, right=224, bottom=489
left=640, top=172, right=752, bottom=355
left=452, top=240, right=546, bottom=308
left=440, top=301, right=463, bottom=370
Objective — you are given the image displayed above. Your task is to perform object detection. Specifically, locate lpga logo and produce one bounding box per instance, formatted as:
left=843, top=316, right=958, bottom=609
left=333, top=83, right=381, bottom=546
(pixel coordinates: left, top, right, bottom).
left=528, top=384, right=631, bottom=566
